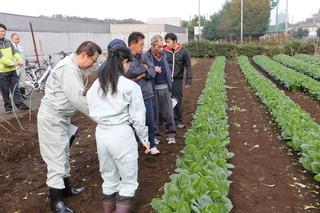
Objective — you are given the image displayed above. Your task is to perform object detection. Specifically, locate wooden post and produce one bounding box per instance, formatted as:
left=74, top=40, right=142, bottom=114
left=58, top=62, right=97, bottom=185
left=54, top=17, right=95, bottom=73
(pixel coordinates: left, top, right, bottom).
left=29, top=22, right=40, bottom=68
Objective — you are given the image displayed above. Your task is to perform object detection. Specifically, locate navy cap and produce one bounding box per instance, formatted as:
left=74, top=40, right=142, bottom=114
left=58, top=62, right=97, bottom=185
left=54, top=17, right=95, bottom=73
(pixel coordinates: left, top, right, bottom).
left=107, top=39, right=127, bottom=50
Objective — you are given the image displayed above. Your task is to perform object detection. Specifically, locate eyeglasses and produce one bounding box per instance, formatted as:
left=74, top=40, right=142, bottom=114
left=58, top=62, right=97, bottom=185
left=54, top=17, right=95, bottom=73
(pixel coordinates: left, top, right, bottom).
left=90, top=56, right=98, bottom=63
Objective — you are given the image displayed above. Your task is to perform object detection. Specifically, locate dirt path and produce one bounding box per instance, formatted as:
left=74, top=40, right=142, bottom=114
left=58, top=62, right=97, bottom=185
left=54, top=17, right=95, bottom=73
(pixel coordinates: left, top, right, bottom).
left=226, top=59, right=320, bottom=213
left=0, top=58, right=213, bottom=213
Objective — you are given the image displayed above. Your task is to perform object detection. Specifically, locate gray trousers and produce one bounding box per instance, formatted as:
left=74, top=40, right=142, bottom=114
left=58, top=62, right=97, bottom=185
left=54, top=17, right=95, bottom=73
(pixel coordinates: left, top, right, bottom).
left=154, top=86, right=176, bottom=139
left=38, top=104, right=72, bottom=189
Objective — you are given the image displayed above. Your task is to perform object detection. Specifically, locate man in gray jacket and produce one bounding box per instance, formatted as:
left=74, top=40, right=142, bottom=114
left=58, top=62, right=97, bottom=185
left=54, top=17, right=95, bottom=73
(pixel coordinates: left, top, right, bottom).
left=37, top=41, right=101, bottom=213
left=145, top=35, right=176, bottom=145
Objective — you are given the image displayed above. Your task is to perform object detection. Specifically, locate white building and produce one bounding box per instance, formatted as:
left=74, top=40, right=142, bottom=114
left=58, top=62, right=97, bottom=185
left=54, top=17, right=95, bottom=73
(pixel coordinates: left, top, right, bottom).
left=147, top=17, right=182, bottom=27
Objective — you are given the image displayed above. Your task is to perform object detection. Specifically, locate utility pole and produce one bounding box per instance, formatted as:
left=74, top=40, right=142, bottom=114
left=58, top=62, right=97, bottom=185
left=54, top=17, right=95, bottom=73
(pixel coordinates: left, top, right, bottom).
left=285, top=0, right=289, bottom=33
left=240, top=0, right=243, bottom=44
left=198, top=0, right=201, bottom=39
left=276, top=1, right=279, bottom=34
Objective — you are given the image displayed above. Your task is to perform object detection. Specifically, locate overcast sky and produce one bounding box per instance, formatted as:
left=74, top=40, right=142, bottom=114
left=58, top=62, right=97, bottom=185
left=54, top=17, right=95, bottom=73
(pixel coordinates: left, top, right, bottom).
left=1, top=0, right=320, bottom=24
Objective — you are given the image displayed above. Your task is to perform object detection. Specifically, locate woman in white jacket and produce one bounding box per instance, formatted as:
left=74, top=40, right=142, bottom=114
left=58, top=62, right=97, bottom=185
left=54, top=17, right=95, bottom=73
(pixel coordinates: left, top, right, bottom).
left=86, top=46, right=150, bottom=213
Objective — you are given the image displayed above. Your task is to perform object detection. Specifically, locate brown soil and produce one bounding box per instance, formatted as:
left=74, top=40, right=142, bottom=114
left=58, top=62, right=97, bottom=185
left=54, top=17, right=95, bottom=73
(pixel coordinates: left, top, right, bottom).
left=1, top=58, right=320, bottom=213
left=0, top=58, right=212, bottom=213
left=227, top=59, right=320, bottom=213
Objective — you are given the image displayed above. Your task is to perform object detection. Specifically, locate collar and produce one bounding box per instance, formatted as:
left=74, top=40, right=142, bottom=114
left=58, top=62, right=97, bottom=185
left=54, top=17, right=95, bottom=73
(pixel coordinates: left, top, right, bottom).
left=149, top=48, right=162, bottom=59
left=163, top=43, right=182, bottom=53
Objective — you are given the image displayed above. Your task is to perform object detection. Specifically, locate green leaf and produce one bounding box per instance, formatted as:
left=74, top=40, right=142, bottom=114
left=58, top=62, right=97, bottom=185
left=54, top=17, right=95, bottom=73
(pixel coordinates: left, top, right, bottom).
left=167, top=195, right=180, bottom=209
left=314, top=173, right=320, bottom=182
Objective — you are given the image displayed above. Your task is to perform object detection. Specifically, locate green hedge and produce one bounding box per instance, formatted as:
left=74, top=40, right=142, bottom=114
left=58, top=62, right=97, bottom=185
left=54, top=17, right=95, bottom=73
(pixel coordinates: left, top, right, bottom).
left=282, top=40, right=315, bottom=56
left=185, top=40, right=316, bottom=58
left=238, top=44, right=265, bottom=57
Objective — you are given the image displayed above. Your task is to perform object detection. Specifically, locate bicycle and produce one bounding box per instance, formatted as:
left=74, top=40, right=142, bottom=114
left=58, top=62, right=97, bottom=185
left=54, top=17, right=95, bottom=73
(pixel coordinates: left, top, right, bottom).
left=23, top=51, right=70, bottom=98
left=23, top=55, right=54, bottom=98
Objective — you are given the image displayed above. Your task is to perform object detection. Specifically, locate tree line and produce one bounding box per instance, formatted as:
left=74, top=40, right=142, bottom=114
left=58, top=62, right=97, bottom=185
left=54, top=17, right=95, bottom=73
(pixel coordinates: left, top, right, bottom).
left=39, top=14, right=144, bottom=24
left=182, top=0, right=320, bottom=41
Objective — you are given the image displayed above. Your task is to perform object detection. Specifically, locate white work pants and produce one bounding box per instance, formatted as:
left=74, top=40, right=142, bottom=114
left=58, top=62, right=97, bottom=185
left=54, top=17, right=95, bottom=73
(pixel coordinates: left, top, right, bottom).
left=96, top=124, right=138, bottom=197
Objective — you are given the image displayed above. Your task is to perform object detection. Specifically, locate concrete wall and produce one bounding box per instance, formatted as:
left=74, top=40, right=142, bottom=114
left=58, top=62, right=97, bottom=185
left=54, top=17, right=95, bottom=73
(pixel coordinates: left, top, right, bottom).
left=1, top=13, right=188, bottom=62
left=0, top=12, right=109, bottom=33
left=6, top=31, right=111, bottom=63
left=1, top=12, right=111, bottom=63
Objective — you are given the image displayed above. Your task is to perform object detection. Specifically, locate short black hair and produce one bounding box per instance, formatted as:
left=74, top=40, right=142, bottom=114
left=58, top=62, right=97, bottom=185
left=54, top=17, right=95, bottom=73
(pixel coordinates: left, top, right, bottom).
left=128, top=32, right=145, bottom=47
left=76, top=41, right=102, bottom=56
left=164, top=33, right=177, bottom=42
left=0, top=23, right=7, bottom=31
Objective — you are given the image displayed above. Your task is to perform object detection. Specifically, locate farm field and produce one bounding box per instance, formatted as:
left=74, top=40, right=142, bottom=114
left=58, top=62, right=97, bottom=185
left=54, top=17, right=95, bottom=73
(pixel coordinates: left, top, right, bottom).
left=1, top=56, right=320, bottom=213
left=0, top=59, right=211, bottom=213
left=227, top=58, right=320, bottom=212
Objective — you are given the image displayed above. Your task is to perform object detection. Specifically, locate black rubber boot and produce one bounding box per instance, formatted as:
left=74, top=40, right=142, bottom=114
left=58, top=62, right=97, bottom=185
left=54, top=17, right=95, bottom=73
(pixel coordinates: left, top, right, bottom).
left=102, top=192, right=116, bottom=213
left=116, top=194, right=134, bottom=213
left=62, top=177, right=85, bottom=197
left=49, top=187, right=73, bottom=213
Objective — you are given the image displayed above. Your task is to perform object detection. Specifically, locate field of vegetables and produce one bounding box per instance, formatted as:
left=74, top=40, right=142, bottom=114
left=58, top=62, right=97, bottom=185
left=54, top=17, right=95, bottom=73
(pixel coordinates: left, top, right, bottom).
left=1, top=54, right=320, bottom=213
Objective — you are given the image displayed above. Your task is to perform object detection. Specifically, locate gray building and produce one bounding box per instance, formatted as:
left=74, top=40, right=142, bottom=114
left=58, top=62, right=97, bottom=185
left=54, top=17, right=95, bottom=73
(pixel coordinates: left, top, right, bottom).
left=110, top=24, right=188, bottom=48
left=0, top=12, right=110, bottom=62
left=0, top=12, right=188, bottom=63
left=147, top=17, right=182, bottom=27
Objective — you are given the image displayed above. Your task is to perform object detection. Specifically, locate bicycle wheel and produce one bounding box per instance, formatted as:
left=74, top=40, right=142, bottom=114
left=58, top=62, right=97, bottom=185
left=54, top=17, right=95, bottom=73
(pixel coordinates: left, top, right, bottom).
left=23, top=69, right=36, bottom=99
left=35, top=68, right=47, bottom=90
left=23, top=82, right=34, bottom=99
left=35, top=68, right=46, bottom=80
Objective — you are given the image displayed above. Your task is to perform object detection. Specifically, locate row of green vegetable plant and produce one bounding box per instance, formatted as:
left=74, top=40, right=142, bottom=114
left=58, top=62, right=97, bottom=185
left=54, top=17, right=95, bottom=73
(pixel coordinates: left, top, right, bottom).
left=294, top=54, right=320, bottom=65
left=239, top=56, right=320, bottom=182
left=273, top=54, right=320, bottom=80
left=151, top=56, right=233, bottom=213
left=253, top=55, right=320, bottom=100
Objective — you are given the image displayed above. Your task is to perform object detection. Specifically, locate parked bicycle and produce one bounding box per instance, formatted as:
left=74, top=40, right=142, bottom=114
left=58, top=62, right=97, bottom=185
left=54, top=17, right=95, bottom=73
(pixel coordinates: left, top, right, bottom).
left=23, top=51, right=70, bottom=98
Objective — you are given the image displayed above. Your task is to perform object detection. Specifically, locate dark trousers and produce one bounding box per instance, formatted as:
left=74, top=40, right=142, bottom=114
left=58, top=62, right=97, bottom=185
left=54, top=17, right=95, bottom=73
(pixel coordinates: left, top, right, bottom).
left=144, top=98, right=156, bottom=148
left=154, top=87, right=176, bottom=139
left=0, top=71, right=26, bottom=111
left=172, top=79, right=183, bottom=124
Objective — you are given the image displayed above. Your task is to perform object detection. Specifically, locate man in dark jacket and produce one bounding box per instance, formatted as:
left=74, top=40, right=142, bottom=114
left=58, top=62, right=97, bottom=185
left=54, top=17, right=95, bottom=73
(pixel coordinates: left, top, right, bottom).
left=127, top=32, right=160, bottom=154
left=163, top=33, right=192, bottom=129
